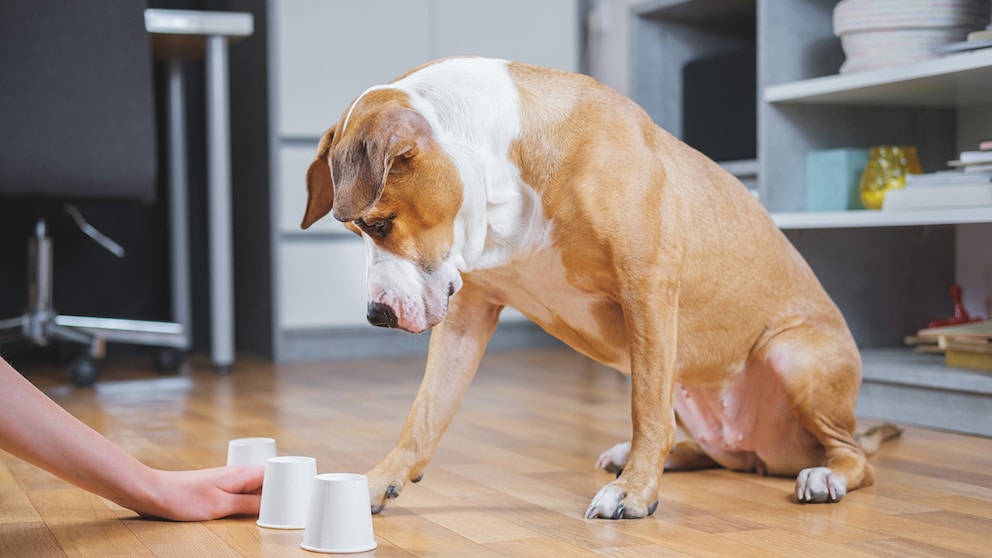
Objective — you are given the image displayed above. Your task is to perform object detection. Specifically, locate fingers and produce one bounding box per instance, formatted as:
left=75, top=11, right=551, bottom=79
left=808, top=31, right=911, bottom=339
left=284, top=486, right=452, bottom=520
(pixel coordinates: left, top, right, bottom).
left=213, top=466, right=264, bottom=518
left=224, top=491, right=262, bottom=517
left=219, top=465, right=265, bottom=495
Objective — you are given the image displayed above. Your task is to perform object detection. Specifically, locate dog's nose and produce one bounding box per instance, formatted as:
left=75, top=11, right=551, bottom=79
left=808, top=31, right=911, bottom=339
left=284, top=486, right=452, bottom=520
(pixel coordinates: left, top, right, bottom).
left=367, top=301, right=398, bottom=328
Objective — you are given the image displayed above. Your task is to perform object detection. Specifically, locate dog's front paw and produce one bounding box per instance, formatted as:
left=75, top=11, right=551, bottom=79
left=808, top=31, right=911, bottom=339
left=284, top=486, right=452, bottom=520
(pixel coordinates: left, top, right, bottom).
left=595, top=442, right=631, bottom=475
left=584, top=480, right=659, bottom=520
left=366, top=463, right=423, bottom=514
left=795, top=466, right=847, bottom=503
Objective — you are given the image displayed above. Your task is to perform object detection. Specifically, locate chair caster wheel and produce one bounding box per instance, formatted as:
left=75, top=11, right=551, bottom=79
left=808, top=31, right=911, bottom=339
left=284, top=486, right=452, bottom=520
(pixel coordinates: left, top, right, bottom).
left=154, top=348, right=184, bottom=373
left=68, top=356, right=100, bottom=387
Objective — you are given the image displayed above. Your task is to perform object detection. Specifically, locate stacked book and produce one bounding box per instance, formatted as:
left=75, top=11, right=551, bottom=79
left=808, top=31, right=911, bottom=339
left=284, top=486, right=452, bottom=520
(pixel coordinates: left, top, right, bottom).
left=882, top=140, right=992, bottom=211
left=936, top=22, right=992, bottom=53
left=907, top=320, right=992, bottom=372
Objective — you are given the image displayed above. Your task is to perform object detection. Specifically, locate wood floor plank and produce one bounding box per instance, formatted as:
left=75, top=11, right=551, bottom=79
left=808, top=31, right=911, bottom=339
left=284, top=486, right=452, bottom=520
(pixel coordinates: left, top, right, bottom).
left=0, top=462, right=43, bottom=524
left=0, top=522, right=68, bottom=558
left=2, top=348, right=991, bottom=557
left=25, top=488, right=154, bottom=558
left=846, top=536, right=978, bottom=558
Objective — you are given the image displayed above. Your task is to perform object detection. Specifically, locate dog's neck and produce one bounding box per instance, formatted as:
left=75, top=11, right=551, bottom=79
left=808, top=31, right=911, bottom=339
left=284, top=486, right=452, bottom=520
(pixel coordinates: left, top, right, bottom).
left=384, top=58, right=552, bottom=273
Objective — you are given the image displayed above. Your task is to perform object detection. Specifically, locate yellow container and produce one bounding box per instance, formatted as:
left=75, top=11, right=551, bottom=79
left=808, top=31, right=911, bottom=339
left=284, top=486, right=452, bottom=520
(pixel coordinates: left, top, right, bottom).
left=859, top=145, right=922, bottom=210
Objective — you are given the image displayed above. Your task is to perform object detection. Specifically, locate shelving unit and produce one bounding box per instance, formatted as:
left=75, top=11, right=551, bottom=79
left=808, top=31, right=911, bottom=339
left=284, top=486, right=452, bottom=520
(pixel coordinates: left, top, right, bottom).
left=860, top=349, right=992, bottom=436
left=772, top=207, right=992, bottom=230
left=765, top=48, right=992, bottom=107
left=632, top=0, right=992, bottom=435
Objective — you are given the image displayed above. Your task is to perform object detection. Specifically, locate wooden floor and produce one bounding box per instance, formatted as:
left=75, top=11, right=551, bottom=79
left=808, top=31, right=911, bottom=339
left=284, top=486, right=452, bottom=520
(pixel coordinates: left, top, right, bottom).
left=3, top=348, right=992, bottom=557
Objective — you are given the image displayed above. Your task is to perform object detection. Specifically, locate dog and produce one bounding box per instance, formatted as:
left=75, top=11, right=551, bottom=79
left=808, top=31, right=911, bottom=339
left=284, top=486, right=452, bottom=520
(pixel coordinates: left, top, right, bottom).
left=301, top=57, right=899, bottom=519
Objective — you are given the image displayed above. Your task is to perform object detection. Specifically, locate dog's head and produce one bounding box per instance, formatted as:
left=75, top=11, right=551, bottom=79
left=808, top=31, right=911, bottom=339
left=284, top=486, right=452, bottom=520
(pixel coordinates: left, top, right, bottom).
left=301, top=89, right=465, bottom=334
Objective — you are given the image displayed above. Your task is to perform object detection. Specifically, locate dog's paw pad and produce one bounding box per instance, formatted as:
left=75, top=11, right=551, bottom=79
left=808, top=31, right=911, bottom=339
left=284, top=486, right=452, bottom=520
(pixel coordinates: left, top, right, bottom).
left=595, top=442, right=631, bottom=474
left=795, top=467, right=847, bottom=503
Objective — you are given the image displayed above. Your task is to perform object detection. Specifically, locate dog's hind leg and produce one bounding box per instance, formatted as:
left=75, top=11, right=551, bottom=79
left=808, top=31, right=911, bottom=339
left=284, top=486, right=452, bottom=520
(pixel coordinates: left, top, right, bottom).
left=595, top=442, right=630, bottom=475
left=596, top=421, right=716, bottom=476
left=665, top=439, right=719, bottom=471
left=760, top=326, right=874, bottom=504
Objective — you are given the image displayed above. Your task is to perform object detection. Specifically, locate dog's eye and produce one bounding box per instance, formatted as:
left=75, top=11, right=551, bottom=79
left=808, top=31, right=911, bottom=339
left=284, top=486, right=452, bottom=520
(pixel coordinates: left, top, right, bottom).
left=355, top=216, right=392, bottom=237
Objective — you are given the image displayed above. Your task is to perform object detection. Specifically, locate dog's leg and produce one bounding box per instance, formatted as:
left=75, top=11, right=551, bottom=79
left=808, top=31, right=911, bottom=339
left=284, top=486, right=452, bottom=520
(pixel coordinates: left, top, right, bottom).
left=764, top=327, right=873, bottom=504
left=585, top=280, right=679, bottom=520
left=595, top=442, right=630, bottom=475
left=597, top=419, right=717, bottom=475
left=665, top=440, right=719, bottom=471
left=365, top=281, right=501, bottom=514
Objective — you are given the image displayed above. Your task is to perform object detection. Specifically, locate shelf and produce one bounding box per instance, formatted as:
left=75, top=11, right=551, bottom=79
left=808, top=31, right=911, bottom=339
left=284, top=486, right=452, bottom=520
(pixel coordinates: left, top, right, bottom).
left=718, top=158, right=758, bottom=177
left=633, top=0, right=753, bottom=22
left=764, top=48, right=992, bottom=107
left=862, top=348, right=992, bottom=394
left=858, top=348, right=992, bottom=436
left=772, top=207, right=992, bottom=229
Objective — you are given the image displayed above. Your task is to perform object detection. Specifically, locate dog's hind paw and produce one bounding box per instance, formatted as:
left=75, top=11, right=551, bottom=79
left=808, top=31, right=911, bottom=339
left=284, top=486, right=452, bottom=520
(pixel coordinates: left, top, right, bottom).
left=795, top=466, right=847, bottom=503
left=595, top=442, right=631, bottom=475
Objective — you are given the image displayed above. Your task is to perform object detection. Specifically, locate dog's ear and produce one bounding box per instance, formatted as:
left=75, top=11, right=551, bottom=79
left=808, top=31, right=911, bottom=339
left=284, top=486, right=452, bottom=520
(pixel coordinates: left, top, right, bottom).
left=301, top=126, right=336, bottom=230
left=331, top=107, right=430, bottom=221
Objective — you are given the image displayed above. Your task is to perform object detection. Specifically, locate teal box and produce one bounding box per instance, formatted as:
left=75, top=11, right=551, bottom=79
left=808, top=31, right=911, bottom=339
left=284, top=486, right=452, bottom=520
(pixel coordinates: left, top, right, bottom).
left=805, top=148, right=869, bottom=211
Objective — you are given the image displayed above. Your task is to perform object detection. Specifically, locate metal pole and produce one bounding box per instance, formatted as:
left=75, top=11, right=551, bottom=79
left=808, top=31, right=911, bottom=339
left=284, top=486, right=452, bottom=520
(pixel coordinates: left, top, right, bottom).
left=167, top=58, right=192, bottom=348
left=205, top=34, right=235, bottom=371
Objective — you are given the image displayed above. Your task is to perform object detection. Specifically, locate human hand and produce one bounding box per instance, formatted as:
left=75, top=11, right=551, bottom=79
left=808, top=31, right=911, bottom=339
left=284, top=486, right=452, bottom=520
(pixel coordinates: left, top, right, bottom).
left=134, top=465, right=264, bottom=521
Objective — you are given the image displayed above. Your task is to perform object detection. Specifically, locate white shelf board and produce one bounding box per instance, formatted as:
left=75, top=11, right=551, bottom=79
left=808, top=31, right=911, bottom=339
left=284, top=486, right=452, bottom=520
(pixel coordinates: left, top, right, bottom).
left=772, top=207, right=992, bottom=229
left=633, top=0, right=753, bottom=21
left=764, top=48, right=992, bottom=107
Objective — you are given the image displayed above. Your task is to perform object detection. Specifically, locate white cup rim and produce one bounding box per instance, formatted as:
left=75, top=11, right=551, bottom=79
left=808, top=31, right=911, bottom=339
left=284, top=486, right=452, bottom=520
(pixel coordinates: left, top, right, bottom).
left=229, top=436, right=275, bottom=445
left=314, top=472, right=366, bottom=482
left=267, top=455, right=316, bottom=465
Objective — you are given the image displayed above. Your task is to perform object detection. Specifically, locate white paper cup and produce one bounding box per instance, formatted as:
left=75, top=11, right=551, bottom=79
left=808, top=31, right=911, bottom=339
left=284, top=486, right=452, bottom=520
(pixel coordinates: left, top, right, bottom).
left=226, top=437, right=277, bottom=466
left=257, top=456, right=318, bottom=529
left=301, top=473, right=377, bottom=554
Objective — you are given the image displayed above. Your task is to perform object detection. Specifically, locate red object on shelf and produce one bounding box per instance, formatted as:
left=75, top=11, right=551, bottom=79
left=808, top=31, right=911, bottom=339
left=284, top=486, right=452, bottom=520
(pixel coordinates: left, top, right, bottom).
left=927, top=284, right=984, bottom=329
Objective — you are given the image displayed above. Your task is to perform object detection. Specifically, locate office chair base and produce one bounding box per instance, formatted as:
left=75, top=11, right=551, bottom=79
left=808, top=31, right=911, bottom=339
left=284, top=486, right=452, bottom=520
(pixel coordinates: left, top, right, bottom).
left=0, top=218, right=190, bottom=386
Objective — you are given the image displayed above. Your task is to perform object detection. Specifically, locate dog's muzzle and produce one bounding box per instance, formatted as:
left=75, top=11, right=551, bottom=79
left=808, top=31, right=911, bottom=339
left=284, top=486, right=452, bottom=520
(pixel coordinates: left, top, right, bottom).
left=367, top=301, right=399, bottom=328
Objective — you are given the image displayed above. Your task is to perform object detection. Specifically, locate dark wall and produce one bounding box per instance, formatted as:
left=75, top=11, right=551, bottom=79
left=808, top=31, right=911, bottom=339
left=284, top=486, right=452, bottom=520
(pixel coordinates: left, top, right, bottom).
left=788, top=226, right=956, bottom=348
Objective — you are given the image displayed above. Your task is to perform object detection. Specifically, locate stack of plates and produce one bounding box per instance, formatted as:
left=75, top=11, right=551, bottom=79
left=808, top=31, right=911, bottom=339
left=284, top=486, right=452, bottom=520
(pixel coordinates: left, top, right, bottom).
left=834, top=0, right=991, bottom=73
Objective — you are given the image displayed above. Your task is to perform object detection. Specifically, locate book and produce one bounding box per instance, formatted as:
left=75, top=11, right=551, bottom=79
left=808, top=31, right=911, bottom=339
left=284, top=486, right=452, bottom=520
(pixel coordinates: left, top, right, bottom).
left=946, top=350, right=992, bottom=372
left=905, top=171, right=992, bottom=187
left=968, top=29, right=992, bottom=42
left=909, top=321, right=992, bottom=354
left=948, top=160, right=992, bottom=173
left=959, top=150, right=992, bottom=164
left=914, top=320, right=992, bottom=344
left=882, top=183, right=992, bottom=210
left=979, top=139, right=992, bottom=151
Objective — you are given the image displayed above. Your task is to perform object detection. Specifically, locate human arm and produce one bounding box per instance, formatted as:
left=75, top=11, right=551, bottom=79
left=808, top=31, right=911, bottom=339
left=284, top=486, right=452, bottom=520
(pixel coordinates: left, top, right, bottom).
left=0, top=356, right=263, bottom=521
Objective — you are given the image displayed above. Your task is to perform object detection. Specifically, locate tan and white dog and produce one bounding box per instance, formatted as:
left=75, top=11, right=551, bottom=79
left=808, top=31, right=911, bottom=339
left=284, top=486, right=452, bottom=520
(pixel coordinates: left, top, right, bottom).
left=302, top=57, right=897, bottom=519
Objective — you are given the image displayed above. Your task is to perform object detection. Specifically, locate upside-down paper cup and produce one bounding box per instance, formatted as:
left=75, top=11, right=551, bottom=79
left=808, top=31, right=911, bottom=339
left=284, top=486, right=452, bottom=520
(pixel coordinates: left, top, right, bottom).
left=257, top=456, right=318, bottom=529
left=301, top=473, right=377, bottom=553
left=226, top=437, right=277, bottom=466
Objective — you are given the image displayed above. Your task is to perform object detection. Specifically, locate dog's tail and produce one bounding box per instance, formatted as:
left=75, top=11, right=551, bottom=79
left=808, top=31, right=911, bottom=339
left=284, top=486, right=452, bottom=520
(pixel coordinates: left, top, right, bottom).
left=856, top=423, right=903, bottom=455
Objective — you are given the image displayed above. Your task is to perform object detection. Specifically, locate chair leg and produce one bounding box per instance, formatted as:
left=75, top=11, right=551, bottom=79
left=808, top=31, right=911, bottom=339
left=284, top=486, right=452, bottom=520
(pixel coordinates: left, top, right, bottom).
left=2, top=217, right=190, bottom=384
